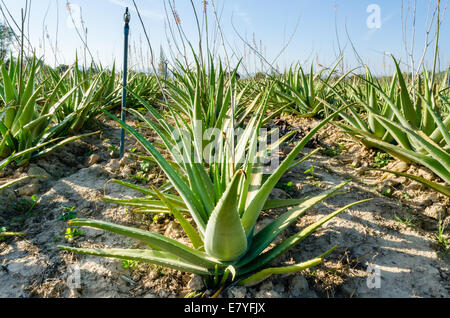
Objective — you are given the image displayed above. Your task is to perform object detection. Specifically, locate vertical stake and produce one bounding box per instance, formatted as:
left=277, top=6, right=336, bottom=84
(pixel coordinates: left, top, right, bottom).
left=120, top=7, right=131, bottom=159
left=164, top=60, right=168, bottom=85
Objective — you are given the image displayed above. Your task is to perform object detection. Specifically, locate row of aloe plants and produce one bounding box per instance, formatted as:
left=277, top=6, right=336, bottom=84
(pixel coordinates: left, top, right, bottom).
left=0, top=55, right=161, bottom=166
left=273, top=57, right=352, bottom=118
left=230, top=56, right=449, bottom=194
left=0, top=55, right=160, bottom=240
left=322, top=57, right=449, bottom=194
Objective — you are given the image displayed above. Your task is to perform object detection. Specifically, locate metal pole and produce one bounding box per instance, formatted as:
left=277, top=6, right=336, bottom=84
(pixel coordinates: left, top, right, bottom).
left=164, top=60, right=168, bottom=86
left=120, top=8, right=130, bottom=159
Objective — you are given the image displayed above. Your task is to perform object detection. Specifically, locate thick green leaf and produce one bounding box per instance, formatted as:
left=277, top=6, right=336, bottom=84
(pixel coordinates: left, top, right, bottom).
left=369, top=168, right=450, bottom=197
left=102, top=110, right=208, bottom=233
left=204, top=171, right=247, bottom=262
left=0, top=175, right=45, bottom=191
left=238, top=182, right=348, bottom=267
left=241, top=105, right=349, bottom=235
left=68, top=218, right=221, bottom=268
left=58, top=246, right=212, bottom=275
left=239, top=199, right=371, bottom=274
left=151, top=185, right=203, bottom=249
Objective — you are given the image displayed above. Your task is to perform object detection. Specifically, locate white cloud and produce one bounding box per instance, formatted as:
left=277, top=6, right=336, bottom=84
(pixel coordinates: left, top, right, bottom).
left=108, top=0, right=164, bottom=20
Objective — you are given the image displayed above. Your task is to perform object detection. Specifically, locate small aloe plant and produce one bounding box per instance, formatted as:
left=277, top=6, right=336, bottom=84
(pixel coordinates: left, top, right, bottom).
left=58, top=70, right=367, bottom=291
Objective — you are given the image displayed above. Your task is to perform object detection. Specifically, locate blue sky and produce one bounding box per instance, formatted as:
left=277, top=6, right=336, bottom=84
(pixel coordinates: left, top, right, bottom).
left=1, top=0, right=449, bottom=75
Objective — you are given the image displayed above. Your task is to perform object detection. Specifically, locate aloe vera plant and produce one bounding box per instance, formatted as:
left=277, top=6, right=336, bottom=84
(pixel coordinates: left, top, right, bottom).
left=274, top=57, right=350, bottom=117
left=326, top=57, right=450, bottom=186
left=0, top=56, right=98, bottom=165
left=126, top=71, right=160, bottom=108
left=46, top=59, right=119, bottom=133
left=58, top=78, right=367, bottom=290
left=164, top=55, right=255, bottom=129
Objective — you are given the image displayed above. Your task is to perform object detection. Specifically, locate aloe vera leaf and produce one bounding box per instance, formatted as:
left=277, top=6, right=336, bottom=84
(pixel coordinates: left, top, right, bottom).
left=238, top=199, right=371, bottom=274
left=369, top=168, right=450, bottom=197
left=57, top=247, right=212, bottom=275
left=362, top=135, right=450, bottom=184
left=204, top=171, right=247, bottom=262
left=241, top=105, right=348, bottom=235
left=0, top=232, right=27, bottom=238
left=0, top=175, right=44, bottom=191
left=238, top=258, right=322, bottom=287
left=102, top=110, right=207, bottom=234
left=151, top=186, right=203, bottom=249
left=68, top=218, right=221, bottom=268
left=238, top=182, right=348, bottom=268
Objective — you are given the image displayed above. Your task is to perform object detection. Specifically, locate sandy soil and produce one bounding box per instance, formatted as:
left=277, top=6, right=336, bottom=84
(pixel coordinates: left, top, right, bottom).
left=0, top=116, right=449, bottom=298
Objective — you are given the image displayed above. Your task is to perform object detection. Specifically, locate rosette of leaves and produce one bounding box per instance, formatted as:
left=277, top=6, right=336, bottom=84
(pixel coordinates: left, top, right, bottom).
left=59, top=74, right=366, bottom=290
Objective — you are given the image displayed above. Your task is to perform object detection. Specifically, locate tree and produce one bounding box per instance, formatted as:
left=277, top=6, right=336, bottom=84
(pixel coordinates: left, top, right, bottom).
left=56, top=64, right=70, bottom=74
left=0, top=23, right=14, bottom=60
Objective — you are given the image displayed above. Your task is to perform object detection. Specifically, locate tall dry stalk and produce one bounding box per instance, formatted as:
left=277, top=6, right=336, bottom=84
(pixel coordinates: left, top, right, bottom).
left=131, top=0, right=168, bottom=104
